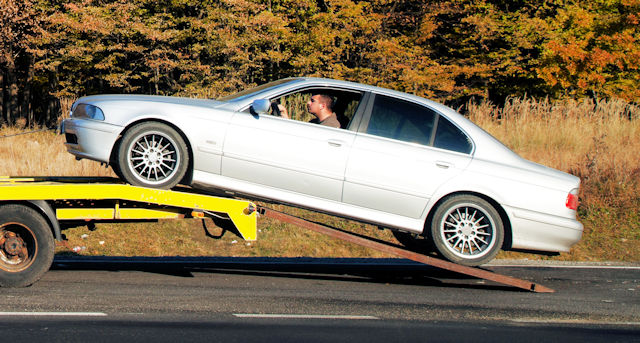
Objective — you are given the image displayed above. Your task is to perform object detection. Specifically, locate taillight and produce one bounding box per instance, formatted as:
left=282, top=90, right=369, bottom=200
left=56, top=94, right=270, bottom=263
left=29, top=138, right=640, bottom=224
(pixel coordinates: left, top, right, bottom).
left=566, top=193, right=578, bottom=210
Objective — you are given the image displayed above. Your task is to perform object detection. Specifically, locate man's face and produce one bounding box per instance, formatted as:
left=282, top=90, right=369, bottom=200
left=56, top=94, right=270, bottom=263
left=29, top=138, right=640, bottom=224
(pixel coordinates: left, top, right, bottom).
left=306, top=95, right=324, bottom=116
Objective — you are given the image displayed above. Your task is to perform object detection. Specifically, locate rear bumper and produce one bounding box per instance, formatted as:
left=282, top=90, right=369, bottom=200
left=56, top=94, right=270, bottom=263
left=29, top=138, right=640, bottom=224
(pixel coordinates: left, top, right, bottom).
left=507, top=206, right=583, bottom=253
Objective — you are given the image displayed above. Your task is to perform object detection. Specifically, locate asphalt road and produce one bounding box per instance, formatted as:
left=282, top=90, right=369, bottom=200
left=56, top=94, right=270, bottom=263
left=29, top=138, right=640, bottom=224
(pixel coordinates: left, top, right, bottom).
left=1, top=257, right=639, bottom=342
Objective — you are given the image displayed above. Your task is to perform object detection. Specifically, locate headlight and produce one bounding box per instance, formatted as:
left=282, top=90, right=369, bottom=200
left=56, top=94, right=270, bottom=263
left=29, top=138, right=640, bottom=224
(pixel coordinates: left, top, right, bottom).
left=72, top=104, right=105, bottom=120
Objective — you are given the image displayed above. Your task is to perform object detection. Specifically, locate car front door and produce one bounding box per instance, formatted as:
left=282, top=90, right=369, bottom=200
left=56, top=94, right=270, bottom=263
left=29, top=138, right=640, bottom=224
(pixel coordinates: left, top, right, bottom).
left=343, top=94, right=473, bottom=219
left=221, top=110, right=355, bottom=202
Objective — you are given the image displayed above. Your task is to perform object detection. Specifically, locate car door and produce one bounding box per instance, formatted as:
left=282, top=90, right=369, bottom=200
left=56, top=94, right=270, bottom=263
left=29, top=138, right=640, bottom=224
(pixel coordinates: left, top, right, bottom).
left=343, top=94, right=473, bottom=219
left=221, top=111, right=355, bottom=202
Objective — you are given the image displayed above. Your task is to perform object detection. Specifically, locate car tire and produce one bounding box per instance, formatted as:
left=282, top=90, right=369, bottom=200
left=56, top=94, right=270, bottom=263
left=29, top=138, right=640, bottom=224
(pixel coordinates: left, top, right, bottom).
left=430, top=195, right=504, bottom=266
left=110, top=155, right=124, bottom=181
left=117, top=122, right=189, bottom=189
left=0, top=205, right=55, bottom=288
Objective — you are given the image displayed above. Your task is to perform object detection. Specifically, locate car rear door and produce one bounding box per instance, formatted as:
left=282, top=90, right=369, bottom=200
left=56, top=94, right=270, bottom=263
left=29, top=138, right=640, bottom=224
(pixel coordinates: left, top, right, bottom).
left=343, top=94, right=473, bottom=219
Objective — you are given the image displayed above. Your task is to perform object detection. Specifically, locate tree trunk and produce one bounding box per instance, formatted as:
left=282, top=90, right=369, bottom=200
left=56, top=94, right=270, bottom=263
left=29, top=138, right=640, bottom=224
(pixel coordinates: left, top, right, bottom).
left=6, top=52, right=19, bottom=126
left=155, top=66, right=159, bottom=95
left=46, top=69, right=61, bottom=127
left=0, top=69, right=4, bottom=126
left=23, top=55, right=34, bottom=127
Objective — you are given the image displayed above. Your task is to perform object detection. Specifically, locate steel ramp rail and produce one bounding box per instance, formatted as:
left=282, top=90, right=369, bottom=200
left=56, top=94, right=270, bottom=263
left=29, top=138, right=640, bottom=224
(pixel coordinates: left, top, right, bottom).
left=258, top=207, right=554, bottom=293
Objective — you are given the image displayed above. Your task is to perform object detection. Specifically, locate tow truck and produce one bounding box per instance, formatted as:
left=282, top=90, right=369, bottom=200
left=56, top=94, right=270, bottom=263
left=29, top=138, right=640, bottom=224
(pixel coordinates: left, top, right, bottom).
left=0, top=176, right=553, bottom=292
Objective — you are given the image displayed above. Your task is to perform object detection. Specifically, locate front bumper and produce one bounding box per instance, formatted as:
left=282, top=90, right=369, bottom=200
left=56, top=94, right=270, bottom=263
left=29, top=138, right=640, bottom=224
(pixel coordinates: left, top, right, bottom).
left=61, top=118, right=123, bottom=163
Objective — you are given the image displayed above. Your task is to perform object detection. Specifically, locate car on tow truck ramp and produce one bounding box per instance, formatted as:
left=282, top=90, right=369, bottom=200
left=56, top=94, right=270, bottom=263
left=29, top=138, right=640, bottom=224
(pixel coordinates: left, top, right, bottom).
left=61, top=77, right=583, bottom=266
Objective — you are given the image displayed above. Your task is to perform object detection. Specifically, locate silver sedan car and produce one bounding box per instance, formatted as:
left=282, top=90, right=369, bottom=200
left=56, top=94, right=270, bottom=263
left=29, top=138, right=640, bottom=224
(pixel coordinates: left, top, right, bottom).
left=61, top=77, right=583, bottom=266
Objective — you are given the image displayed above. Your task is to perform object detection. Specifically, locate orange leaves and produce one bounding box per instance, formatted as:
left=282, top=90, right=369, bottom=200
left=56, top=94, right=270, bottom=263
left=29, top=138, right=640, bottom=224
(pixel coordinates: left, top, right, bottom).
left=0, top=0, right=39, bottom=58
left=3, top=0, right=640, bottom=123
left=536, top=1, right=640, bottom=101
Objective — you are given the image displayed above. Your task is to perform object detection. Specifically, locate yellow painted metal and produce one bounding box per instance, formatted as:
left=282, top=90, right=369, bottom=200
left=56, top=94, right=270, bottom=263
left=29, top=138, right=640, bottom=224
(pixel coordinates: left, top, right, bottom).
left=0, top=177, right=37, bottom=183
left=57, top=208, right=115, bottom=220
left=56, top=208, right=184, bottom=220
left=0, top=177, right=257, bottom=240
left=117, top=208, right=184, bottom=220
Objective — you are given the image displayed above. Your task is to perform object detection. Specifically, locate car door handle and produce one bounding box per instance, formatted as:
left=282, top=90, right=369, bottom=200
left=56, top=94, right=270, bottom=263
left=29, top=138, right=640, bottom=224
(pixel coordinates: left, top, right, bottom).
left=435, top=161, right=453, bottom=169
left=327, top=139, right=344, bottom=147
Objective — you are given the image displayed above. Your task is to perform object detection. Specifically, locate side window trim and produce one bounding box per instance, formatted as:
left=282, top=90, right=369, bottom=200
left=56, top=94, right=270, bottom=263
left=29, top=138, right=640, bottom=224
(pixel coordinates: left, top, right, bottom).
left=356, top=93, right=376, bottom=133
left=346, top=91, right=371, bottom=132
left=429, top=114, right=440, bottom=147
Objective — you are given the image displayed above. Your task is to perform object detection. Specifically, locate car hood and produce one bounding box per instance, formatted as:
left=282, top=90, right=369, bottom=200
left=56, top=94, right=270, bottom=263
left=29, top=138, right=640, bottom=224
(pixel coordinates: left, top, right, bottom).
left=74, top=94, right=225, bottom=110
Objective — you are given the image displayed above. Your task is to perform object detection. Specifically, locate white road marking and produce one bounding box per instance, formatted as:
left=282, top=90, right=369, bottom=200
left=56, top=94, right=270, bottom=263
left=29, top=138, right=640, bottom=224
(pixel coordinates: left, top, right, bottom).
left=489, top=263, right=640, bottom=270
left=0, top=312, right=107, bottom=317
left=233, top=314, right=378, bottom=320
left=511, top=319, right=640, bottom=326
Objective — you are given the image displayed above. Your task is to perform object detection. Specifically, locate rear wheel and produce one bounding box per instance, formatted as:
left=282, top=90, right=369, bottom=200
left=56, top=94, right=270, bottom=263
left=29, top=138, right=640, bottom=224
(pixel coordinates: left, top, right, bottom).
left=430, top=195, right=504, bottom=266
left=117, top=122, right=189, bottom=189
left=0, top=205, right=55, bottom=287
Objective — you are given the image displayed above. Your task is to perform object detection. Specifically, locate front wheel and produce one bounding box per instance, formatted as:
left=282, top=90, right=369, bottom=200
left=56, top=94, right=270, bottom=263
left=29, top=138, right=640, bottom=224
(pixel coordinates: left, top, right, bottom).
left=430, top=195, right=504, bottom=266
left=0, top=205, right=55, bottom=287
left=117, top=122, right=189, bottom=189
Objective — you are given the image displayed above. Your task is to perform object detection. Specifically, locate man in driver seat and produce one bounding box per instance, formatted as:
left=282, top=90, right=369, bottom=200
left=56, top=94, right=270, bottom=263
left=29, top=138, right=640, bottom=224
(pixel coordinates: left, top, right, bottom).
left=277, top=94, right=341, bottom=128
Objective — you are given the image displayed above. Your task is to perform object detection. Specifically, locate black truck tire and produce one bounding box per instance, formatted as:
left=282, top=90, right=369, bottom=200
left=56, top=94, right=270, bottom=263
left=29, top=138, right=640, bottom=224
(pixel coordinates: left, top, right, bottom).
left=0, top=204, right=55, bottom=287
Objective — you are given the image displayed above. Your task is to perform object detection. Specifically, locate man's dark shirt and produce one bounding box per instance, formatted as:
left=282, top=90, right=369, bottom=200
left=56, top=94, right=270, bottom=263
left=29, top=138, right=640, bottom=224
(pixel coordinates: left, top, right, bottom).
left=309, top=114, right=341, bottom=128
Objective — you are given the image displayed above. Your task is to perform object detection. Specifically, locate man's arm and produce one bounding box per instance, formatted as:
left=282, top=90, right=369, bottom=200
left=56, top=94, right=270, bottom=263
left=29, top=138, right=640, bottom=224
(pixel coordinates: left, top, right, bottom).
left=277, top=104, right=289, bottom=119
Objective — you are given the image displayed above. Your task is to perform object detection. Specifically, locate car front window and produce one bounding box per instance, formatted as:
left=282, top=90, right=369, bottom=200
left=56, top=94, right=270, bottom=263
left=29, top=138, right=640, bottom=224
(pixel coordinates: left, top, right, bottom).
left=218, top=79, right=299, bottom=102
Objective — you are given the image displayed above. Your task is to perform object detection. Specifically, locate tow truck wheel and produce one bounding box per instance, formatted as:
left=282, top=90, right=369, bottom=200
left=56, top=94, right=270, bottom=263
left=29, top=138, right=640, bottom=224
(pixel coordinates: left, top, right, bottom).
left=0, top=205, right=55, bottom=287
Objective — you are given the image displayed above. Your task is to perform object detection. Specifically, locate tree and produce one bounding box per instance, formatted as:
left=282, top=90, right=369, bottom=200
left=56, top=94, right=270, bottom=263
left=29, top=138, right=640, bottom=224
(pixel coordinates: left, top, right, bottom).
left=0, top=0, right=41, bottom=126
left=537, top=0, right=640, bottom=101
left=2, top=0, right=638, bottom=127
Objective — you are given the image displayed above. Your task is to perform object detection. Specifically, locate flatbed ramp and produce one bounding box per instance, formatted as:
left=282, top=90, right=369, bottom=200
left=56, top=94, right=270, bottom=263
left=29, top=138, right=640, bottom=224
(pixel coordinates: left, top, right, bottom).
left=259, top=207, right=554, bottom=293
left=0, top=177, right=553, bottom=292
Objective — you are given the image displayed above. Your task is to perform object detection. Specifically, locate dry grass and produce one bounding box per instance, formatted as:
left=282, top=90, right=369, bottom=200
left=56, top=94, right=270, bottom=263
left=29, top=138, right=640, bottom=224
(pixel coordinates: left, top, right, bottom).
left=0, top=98, right=113, bottom=178
left=56, top=209, right=396, bottom=258
left=2, top=96, right=639, bottom=261
left=0, top=127, right=113, bottom=177
left=467, top=97, right=640, bottom=177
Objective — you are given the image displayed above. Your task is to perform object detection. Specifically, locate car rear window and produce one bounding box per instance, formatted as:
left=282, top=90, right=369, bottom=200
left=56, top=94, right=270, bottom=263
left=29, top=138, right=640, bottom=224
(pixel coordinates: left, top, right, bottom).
left=433, top=116, right=473, bottom=154
left=366, top=95, right=436, bottom=146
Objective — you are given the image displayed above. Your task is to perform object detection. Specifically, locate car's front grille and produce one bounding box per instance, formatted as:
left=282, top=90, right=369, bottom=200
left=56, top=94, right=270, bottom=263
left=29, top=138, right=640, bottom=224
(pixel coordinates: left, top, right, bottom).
left=65, top=133, right=78, bottom=144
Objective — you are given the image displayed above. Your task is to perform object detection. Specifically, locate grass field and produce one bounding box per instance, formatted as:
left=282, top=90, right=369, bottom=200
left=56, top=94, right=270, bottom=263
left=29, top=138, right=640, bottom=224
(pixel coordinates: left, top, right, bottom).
left=1, top=96, right=638, bottom=261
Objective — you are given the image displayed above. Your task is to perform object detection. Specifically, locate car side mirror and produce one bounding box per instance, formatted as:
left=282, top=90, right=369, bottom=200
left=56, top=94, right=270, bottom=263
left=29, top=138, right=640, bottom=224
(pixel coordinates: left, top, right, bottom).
left=251, top=99, right=271, bottom=115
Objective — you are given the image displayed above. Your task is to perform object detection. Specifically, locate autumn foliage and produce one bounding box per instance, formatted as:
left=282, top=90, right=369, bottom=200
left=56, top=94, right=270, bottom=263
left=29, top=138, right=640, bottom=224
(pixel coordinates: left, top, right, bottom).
left=1, top=0, right=639, bottom=126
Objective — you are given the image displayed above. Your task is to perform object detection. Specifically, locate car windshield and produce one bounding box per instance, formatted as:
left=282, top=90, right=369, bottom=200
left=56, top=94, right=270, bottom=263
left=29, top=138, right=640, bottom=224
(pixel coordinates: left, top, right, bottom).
left=218, top=78, right=300, bottom=102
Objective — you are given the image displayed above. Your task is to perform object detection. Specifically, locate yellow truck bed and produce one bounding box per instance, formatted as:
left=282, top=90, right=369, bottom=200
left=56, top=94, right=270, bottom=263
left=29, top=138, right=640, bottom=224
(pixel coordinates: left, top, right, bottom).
left=0, top=176, right=257, bottom=240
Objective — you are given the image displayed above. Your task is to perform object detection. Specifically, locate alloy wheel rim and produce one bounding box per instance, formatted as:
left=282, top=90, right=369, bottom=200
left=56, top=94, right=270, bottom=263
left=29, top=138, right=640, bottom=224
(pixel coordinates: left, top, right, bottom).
left=128, top=132, right=180, bottom=185
left=439, top=204, right=496, bottom=259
